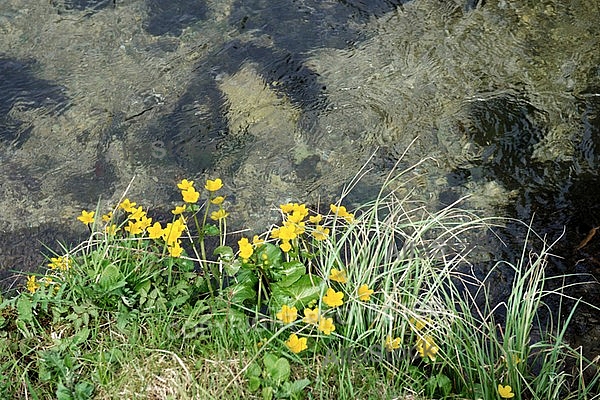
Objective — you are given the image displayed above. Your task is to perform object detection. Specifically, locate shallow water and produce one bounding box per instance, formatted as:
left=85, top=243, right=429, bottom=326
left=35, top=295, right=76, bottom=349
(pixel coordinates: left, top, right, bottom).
left=0, top=0, right=599, bottom=354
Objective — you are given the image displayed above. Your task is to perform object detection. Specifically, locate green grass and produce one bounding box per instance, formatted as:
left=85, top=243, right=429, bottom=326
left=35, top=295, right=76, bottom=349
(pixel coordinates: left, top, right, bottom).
left=0, top=168, right=598, bottom=399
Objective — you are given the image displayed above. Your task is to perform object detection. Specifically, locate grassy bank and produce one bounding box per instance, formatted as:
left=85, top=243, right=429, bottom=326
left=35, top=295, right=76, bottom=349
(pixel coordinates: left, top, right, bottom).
left=0, top=168, right=598, bottom=399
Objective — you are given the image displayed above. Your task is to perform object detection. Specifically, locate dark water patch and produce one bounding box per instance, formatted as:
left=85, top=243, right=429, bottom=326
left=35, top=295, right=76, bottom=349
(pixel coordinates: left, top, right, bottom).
left=61, top=157, right=118, bottom=204
left=0, top=57, right=69, bottom=149
left=143, top=0, right=208, bottom=36
left=465, top=95, right=547, bottom=191
left=139, top=76, right=228, bottom=173
left=0, top=224, right=84, bottom=294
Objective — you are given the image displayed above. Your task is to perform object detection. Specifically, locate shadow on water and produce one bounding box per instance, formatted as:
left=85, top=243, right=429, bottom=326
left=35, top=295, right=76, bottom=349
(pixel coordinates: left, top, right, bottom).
left=0, top=57, right=68, bottom=148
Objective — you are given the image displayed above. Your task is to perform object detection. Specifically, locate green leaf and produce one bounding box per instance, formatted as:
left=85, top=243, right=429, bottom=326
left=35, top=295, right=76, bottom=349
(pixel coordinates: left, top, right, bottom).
left=224, top=259, right=242, bottom=276
left=289, top=378, right=311, bottom=395
left=74, top=381, right=94, bottom=399
left=272, top=261, right=305, bottom=287
left=56, top=383, right=74, bottom=400
left=214, top=245, right=234, bottom=262
left=248, top=376, right=262, bottom=392
left=16, top=296, right=33, bottom=323
left=225, top=283, right=256, bottom=304
left=98, top=264, right=123, bottom=291
left=203, top=224, right=220, bottom=236
left=270, top=358, right=291, bottom=384
left=271, top=275, right=323, bottom=311
left=255, top=243, right=283, bottom=270
left=262, top=385, right=273, bottom=400
left=262, top=353, right=278, bottom=372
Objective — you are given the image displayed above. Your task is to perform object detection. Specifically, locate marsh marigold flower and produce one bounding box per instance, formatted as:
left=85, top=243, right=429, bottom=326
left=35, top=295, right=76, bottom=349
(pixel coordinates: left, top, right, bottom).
left=101, top=211, right=113, bottom=222
left=330, top=204, right=354, bottom=223
left=210, top=196, right=225, bottom=205
left=280, top=241, right=292, bottom=252
left=498, top=384, right=515, bottom=399
left=77, top=210, right=95, bottom=225
left=385, top=336, right=401, bottom=351
left=172, top=205, right=186, bottom=215
left=329, top=268, right=347, bottom=284
left=309, top=214, right=322, bottom=224
left=276, top=305, right=298, bottom=324
left=357, top=284, right=374, bottom=301
left=322, top=287, right=344, bottom=307
left=210, top=209, right=228, bottom=221
left=48, top=256, right=72, bottom=271
left=26, top=275, right=40, bottom=294
left=182, top=187, right=200, bottom=203
left=168, top=241, right=183, bottom=257
left=205, top=178, right=223, bottom=192
left=416, top=335, right=439, bottom=361
left=177, top=179, right=194, bottom=191
left=302, top=307, right=320, bottom=325
left=318, top=317, right=335, bottom=335
left=147, top=222, right=164, bottom=239
left=285, top=333, right=307, bottom=354
left=119, top=198, right=137, bottom=212
left=238, top=237, right=253, bottom=259
left=312, top=225, right=329, bottom=241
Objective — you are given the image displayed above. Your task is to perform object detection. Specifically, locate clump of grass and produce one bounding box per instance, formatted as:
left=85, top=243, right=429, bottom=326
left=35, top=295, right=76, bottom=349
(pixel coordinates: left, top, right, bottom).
left=0, top=165, right=597, bottom=399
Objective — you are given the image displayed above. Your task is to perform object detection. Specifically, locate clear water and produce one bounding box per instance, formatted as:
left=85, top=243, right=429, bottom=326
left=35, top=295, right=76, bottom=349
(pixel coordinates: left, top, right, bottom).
left=1, top=0, right=599, bottom=349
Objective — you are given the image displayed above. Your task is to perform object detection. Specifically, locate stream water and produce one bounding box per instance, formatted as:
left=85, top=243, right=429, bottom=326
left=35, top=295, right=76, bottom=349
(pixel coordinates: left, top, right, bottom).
left=0, top=0, right=599, bottom=360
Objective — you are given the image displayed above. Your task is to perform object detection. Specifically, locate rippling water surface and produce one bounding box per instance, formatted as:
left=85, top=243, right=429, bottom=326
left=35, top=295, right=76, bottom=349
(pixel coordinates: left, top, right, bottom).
left=1, top=0, right=599, bottom=352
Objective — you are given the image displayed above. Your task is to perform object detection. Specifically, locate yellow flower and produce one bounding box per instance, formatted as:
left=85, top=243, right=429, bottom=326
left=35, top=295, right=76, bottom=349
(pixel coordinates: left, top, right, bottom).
left=177, top=179, right=194, bottom=191
left=276, top=305, right=298, bottom=324
left=280, top=241, right=292, bottom=252
left=210, top=196, right=225, bottom=205
left=409, top=317, right=428, bottom=331
left=105, top=224, right=118, bottom=236
left=280, top=203, right=295, bottom=213
left=329, top=268, right=347, bottom=284
left=119, top=198, right=137, bottom=213
left=26, top=275, right=40, bottom=294
left=357, top=284, right=374, bottom=301
left=318, top=317, right=335, bottom=335
left=77, top=210, right=95, bottom=225
left=172, top=205, right=186, bottom=215
left=330, top=204, right=354, bottom=223
left=385, top=336, right=401, bottom=351
left=128, top=206, right=146, bottom=221
left=205, top=178, right=223, bottom=192
left=278, top=224, right=297, bottom=241
left=163, top=218, right=185, bottom=245
left=125, top=220, right=144, bottom=235
left=285, top=333, right=308, bottom=354
left=309, top=214, right=322, bottom=224
left=498, top=384, right=515, bottom=399
left=415, top=335, right=439, bottom=361
left=182, top=187, right=200, bottom=203
left=101, top=211, right=113, bottom=222
left=302, top=307, right=320, bottom=325
left=311, top=225, right=329, bottom=241
left=48, top=256, right=72, bottom=271
left=147, top=222, right=164, bottom=239
left=210, top=209, right=229, bottom=221
left=137, top=215, right=153, bottom=231
left=322, top=287, right=344, bottom=307
left=252, top=235, right=264, bottom=245
left=238, top=237, right=254, bottom=259
left=168, top=241, right=183, bottom=257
